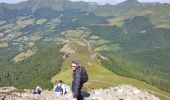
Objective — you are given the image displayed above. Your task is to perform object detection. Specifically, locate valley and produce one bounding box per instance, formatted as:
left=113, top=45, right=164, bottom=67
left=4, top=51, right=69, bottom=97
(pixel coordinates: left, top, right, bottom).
left=0, top=0, right=170, bottom=99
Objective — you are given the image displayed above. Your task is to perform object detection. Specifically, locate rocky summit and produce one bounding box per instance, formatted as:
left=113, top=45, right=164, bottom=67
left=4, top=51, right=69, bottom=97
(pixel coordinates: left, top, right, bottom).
left=1, top=85, right=159, bottom=100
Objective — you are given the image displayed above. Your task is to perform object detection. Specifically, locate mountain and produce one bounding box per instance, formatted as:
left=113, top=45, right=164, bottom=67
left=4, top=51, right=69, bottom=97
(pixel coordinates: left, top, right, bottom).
left=0, top=0, right=170, bottom=99
left=95, top=0, right=170, bottom=28
left=0, top=0, right=97, bottom=12
left=0, top=0, right=170, bottom=28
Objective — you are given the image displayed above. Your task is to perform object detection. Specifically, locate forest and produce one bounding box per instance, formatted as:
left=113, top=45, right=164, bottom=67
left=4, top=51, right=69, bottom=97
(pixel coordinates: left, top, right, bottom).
left=0, top=45, right=63, bottom=89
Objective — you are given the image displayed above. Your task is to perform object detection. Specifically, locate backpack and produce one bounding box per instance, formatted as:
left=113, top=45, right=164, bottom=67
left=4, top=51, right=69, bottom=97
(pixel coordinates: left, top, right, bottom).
left=55, top=84, right=63, bottom=92
left=80, top=66, right=88, bottom=83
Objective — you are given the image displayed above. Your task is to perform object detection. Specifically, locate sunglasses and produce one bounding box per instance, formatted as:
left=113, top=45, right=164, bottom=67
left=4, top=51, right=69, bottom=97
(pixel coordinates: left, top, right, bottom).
left=71, top=65, right=76, bottom=68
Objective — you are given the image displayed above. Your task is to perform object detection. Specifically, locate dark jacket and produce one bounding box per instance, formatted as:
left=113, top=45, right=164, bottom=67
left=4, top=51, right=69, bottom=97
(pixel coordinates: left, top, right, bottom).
left=72, top=66, right=83, bottom=97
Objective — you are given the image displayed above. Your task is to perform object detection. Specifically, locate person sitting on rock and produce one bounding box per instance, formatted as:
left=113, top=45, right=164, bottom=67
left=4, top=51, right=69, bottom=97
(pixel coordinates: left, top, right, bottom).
left=32, top=86, right=42, bottom=95
left=53, top=80, right=70, bottom=96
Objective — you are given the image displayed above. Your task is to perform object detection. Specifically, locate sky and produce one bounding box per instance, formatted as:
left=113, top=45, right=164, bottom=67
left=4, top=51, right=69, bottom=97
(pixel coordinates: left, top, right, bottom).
left=0, top=0, right=170, bottom=5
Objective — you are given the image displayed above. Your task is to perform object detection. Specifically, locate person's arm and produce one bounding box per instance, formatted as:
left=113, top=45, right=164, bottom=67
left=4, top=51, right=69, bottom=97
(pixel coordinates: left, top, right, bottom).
left=62, top=85, right=66, bottom=95
left=66, top=85, right=70, bottom=92
left=73, top=70, right=81, bottom=98
left=53, top=85, right=57, bottom=91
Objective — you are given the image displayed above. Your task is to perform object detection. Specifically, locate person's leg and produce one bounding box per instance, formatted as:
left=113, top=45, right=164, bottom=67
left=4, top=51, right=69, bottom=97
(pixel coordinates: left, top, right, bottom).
left=38, top=90, right=41, bottom=94
left=77, top=93, right=83, bottom=100
left=77, top=85, right=83, bottom=100
left=33, top=90, right=36, bottom=94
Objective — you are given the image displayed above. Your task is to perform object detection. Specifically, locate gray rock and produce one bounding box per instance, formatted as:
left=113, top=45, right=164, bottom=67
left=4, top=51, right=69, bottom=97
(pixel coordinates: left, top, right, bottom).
left=3, top=85, right=160, bottom=100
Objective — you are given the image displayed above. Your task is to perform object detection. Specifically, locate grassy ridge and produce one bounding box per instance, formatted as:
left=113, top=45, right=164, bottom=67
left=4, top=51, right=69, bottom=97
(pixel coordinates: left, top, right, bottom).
left=88, top=16, right=170, bottom=93
left=51, top=41, right=170, bottom=99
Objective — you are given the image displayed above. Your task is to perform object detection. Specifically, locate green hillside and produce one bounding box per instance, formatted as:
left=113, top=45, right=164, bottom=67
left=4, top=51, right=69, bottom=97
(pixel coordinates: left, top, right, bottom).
left=51, top=41, right=170, bottom=100
left=95, top=0, right=170, bottom=28
left=1, top=0, right=170, bottom=28
left=86, top=16, right=170, bottom=93
left=0, top=45, right=63, bottom=89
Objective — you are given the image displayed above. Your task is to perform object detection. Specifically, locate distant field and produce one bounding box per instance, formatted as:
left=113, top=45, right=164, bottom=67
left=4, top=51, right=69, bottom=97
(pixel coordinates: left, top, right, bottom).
left=12, top=50, right=35, bottom=62
left=107, top=16, right=125, bottom=27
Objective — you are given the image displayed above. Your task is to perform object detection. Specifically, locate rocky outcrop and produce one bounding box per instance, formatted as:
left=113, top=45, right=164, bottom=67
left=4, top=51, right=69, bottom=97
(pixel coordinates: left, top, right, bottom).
left=60, top=43, right=75, bottom=55
left=1, top=85, right=160, bottom=100
left=86, top=85, right=160, bottom=100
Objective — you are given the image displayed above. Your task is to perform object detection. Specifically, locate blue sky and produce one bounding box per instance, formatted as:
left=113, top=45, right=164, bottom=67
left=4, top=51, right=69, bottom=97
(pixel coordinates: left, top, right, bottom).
left=0, top=0, right=170, bottom=5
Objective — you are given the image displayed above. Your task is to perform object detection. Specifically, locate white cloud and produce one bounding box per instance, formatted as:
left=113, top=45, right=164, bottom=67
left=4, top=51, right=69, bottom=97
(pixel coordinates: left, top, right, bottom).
left=70, top=0, right=126, bottom=5
left=139, top=0, right=170, bottom=3
left=0, top=0, right=170, bottom=4
left=0, top=0, right=27, bottom=4
left=69, top=0, right=170, bottom=4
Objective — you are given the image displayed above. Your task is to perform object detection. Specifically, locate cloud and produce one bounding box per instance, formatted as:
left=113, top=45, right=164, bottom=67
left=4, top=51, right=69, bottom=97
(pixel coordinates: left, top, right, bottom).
left=0, top=0, right=170, bottom=4
left=139, top=0, right=170, bottom=3
left=0, top=0, right=27, bottom=3
left=69, top=0, right=170, bottom=4
left=70, top=0, right=126, bottom=5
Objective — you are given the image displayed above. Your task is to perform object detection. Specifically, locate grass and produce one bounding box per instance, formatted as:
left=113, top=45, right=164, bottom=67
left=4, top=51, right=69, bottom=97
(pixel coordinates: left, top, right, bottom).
left=155, top=24, right=170, bottom=29
left=51, top=41, right=170, bottom=100
left=60, top=28, right=89, bottom=38
left=16, top=19, right=35, bottom=29
left=27, top=42, right=35, bottom=47
left=107, top=16, right=125, bottom=27
left=48, top=18, right=61, bottom=26
left=12, top=50, right=35, bottom=62
left=93, top=39, right=109, bottom=47
left=93, top=44, right=121, bottom=52
left=36, top=19, right=47, bottom=25
left=62, top=30, right=83, bottom=38
left=90, top=35, right=100, bottom=40
left=109, top=44, right=121, bottom=51
left=0, top=43, right=8, bottom=48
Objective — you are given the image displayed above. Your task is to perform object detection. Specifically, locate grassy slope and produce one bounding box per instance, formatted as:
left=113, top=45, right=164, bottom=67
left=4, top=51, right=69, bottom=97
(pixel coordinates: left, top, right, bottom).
left=51, top=41, right=170, bottom=99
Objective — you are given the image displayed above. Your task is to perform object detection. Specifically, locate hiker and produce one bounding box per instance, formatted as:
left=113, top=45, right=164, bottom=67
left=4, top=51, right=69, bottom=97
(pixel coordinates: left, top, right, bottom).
left=53, top=80, right=70, bottom=96
left=33, top=86, right=42, bottom=95
left=71, top=61, right=88, bottom=100
left=1, top=95, right=6, bottom=100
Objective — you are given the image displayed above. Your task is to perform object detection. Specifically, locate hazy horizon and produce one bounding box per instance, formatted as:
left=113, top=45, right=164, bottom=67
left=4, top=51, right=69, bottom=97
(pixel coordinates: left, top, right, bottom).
left=0, top=0, right=170, bottom=5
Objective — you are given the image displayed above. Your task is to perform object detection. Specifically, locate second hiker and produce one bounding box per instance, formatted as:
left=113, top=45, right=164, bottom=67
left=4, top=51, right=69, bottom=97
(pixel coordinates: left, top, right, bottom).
left=53, top=80, right=70, bottom=96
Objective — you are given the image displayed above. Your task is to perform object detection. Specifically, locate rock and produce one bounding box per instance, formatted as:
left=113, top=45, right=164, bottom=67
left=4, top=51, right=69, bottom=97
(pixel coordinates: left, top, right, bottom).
left=86, top=85, right=160, bottom=100
left=60, top=43, right=75, bottom=55
left=0, top=33, right=4, bottom=37
left=0, top=43, right=8, bottom=48
left=0, top=86, right=17, bottom=93
left=2, top=85, right=160, bottom=100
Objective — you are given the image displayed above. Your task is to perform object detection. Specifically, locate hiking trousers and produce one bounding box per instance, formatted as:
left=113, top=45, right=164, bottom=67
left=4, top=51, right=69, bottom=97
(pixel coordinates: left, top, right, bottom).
left=77, top=85, right=83, bottom=100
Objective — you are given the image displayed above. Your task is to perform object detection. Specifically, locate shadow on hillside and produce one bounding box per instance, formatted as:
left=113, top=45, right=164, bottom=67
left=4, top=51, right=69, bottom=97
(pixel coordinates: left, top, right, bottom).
left=81, top=91, right=90, bottom=97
